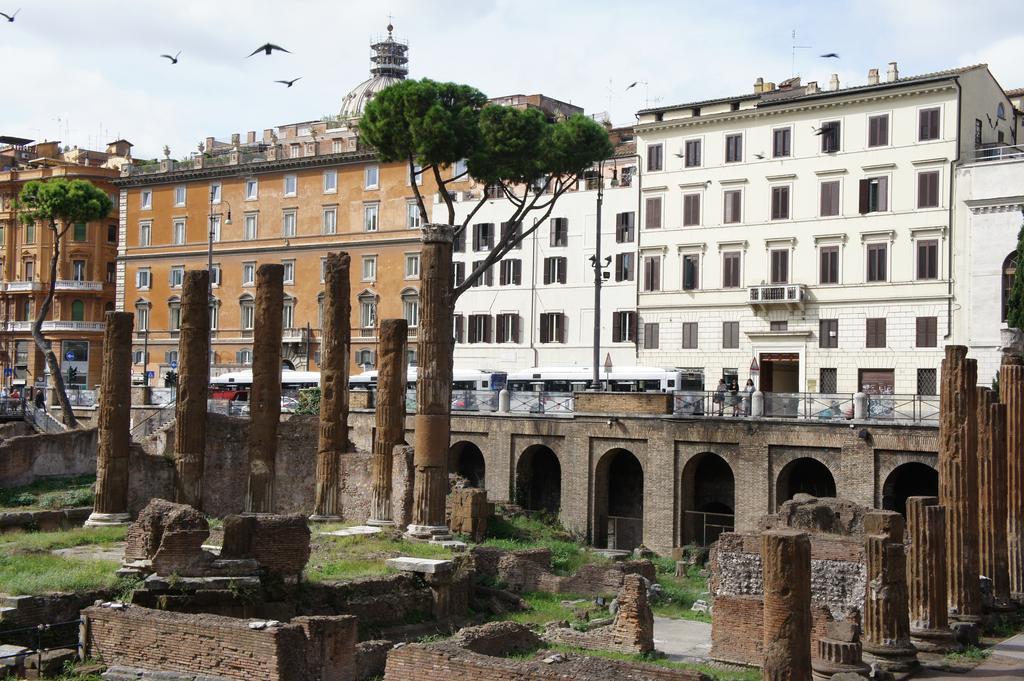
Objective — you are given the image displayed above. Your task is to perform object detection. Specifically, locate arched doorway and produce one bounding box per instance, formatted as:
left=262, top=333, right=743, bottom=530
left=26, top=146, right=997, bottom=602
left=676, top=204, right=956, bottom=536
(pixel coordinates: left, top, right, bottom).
left=594, top=448, right=644, bottom=551
left=882, top=462, right=938, bottom=516
left=516, top=445, right=562, bottom=515
left=681, top=452, right=735, bottom=546
left=449, top=441, right=485, bottom=488
left=776, top=457, right=836, bottom=507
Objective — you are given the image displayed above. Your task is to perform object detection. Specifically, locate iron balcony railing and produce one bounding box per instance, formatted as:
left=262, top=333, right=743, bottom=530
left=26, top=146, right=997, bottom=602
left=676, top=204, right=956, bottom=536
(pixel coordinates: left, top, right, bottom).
left=748, top=284, right=805, bottom=304
left=672, top=390, right=937, bottom=425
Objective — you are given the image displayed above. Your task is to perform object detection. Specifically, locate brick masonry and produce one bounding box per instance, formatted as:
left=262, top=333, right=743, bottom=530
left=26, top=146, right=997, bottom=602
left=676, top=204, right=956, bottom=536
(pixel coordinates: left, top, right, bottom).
left=545, top=573, right=655, bottom=654
left=470, top=546, right=656, bottom=596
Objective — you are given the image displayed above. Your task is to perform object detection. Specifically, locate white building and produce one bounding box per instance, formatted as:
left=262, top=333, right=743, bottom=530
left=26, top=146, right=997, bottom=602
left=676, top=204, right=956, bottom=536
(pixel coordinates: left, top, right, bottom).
left=632, top=63, right=1016, bottom=396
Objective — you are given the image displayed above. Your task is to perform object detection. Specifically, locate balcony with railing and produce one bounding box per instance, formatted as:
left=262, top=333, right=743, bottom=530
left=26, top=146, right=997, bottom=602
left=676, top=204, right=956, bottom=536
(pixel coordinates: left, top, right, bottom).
left=54, top=280, right=104, bottom=291
left=4, top=281, right=42, bottom=292
left=748, top=284, right=806, bottom=309
left=970, top=143, right=1024, bottom=163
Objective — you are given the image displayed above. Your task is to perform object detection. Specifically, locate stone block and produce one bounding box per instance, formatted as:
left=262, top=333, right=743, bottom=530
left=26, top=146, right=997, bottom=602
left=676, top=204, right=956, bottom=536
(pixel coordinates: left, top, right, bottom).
left=386, top=557, right=454, bottom=575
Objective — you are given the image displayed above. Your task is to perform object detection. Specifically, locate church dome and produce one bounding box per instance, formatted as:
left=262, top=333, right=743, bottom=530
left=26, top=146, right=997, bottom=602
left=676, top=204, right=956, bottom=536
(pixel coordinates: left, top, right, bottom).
left=340, top=24, right=408, bottom=120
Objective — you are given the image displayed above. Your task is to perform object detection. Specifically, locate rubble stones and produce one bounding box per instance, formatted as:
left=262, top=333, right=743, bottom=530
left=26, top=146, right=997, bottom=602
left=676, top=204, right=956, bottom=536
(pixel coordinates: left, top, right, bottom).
left=448, top=488, right=492, bottom=541
left=763, top=495, right=866, bottom=536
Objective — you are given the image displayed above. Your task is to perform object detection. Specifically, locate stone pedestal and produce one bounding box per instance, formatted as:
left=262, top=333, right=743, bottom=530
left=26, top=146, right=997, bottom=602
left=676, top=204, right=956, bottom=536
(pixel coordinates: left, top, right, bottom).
left=1001, top=353, right=1024, bottom=603
left=246, top=264, right=284, bottom=514
left=811, top=637, right=870, bottom=681
left=312, top=253, right=351, bottom=521
left=368, top=318, right=408, bottom=526
left=938, top=346, right=982, bottom=621
left=761, top=529, right=812, bottom=681
left=173, top=270, right=210, bottom=509
left=862, top=511, right=918, bottom=674
left=906, top=497, right=958, bottom=653
left=87, top=311, right=134, bottom=527
left=407, top=225, right=454, bottom=540
left=976, top=388, right=1012, bottom=610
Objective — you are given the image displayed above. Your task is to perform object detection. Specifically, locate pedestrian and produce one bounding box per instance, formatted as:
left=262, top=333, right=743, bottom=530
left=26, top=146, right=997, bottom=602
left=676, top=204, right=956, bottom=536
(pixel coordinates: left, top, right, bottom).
left=713, top=379, right=726, bottom=416
left=34, top=390, right=45, bottom=411
left=743, top=378, right=755, bottom=416
left=10, top=388, right=19, bottom=401
left=730, top=383, right=741, bottom=416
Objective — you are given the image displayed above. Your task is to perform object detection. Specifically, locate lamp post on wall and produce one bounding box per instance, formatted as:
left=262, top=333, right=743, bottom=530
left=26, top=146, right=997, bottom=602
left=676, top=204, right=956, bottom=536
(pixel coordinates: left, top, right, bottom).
left=590, top=159, right=610, bottom=390
left=207, top=188, right=231, bottom=368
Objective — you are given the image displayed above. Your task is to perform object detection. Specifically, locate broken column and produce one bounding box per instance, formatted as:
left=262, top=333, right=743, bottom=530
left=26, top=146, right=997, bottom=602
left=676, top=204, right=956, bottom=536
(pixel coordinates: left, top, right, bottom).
left=811, top=621, right=871, bottom=680
left=246, top=264, right=284, bottom=514
left=938, top=345, right=982, bottom=622
left=407, top=225, right=454, bottom=541
left=312, top=252, right=351, bottom=521
left=977, top=387, right=1011, bottom=609
left=86, top=311, right=134, bottom=527
left=906, top=496, right=958, bottom=652
left=173, top=270, right=210, bottom=509
left=1002, top=352, right=1024, bottom=603
left=368, top=318, right=408, bottom=526
left=861, top=511, right=918, bottom=673
left=761, top=529, right=811, bottom=681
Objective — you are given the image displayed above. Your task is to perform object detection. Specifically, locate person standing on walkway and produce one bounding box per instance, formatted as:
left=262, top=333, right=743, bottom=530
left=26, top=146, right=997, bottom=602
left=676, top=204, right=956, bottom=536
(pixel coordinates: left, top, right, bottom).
left=713, top=379, right=726, bottom=416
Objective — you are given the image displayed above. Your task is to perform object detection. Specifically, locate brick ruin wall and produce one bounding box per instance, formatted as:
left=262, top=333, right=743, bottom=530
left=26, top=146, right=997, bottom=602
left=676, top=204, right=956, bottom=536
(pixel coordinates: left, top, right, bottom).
left=0, top=427, right=99, bottom=487
left=470, top=546, right=656, bottom=595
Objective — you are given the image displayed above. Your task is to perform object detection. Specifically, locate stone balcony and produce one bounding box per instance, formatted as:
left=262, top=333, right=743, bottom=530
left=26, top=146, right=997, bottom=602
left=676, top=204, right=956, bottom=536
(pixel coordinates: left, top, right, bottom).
left=54, top=280, right=104, bottom=291
left=3, top=281, right=42, bottom=292
left=748, top=284, right=806, bottom=310
left=3, top=320, right=105, bottom=332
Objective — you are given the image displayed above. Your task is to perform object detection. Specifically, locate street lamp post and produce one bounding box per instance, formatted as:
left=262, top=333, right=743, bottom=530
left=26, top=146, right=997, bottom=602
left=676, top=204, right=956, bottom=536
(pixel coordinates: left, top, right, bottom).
left=591, top=160, right=606, bottom=390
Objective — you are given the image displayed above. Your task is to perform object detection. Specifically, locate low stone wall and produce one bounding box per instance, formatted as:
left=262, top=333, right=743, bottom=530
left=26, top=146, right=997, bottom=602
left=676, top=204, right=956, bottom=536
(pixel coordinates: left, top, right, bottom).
left=0, top=592, right=113, bottom=648
left=82, top=604, right=357, bottom=681
left=0, top=507, right=91, bottom=534
left=546, top=574, right=654, bottom=654
left=573, top=391, right=674, bottom=415
left=471, top=546, right=656, bottom=596
left=0, top=428, right=98, bottom=488
left=709, top=595, right=832, bottom=667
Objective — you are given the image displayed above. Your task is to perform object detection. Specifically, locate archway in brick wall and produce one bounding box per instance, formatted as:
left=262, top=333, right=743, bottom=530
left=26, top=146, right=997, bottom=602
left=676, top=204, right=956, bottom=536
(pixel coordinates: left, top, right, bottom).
left=775, top=457, right=836, bottom=508
left=449, top=441, right=485, bottom=488
left=881, top=462, right=938, bottom=516
left=516, top=445, right=562, bottom=515
left=681, top=452, right=735, bottom=546
left=593, top=448, right=644, bottom=551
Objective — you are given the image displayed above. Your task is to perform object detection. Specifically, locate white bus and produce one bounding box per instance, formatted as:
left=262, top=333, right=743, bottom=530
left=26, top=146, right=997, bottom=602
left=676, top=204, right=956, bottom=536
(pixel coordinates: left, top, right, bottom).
left=506, top=366, right=682, bottom=393
left=209, top=369, right=320, bottom=401
left=349, top=367, right=507, bottom=392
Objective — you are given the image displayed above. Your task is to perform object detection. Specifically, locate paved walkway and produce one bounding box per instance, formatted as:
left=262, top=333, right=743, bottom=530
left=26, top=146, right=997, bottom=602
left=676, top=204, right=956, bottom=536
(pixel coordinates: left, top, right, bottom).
left=653, top=616, right=712, bottom=663
left=920, top=633, right=1024, bottom=680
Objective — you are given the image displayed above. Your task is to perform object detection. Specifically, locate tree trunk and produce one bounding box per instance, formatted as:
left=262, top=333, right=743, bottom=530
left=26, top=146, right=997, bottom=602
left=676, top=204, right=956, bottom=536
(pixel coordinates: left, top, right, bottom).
left=31, top=220, right=77, bottom=428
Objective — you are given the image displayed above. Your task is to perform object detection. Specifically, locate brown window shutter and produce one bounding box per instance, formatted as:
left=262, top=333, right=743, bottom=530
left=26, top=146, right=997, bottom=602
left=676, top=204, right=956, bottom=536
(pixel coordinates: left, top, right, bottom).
left=512, top=315, right=520, bottom=343
left=629, top=313, right=638, bottom=343
left=454, top=315, right=463, bottom=343
left=858, top=179, right=870, bottom=214
left=615, top=255, right=623, bottom=282
left=612, top=313, right=622, bottom=343
left=483, top=315, right=492, bottom=343
left=539, top=315, right=548, bottom=344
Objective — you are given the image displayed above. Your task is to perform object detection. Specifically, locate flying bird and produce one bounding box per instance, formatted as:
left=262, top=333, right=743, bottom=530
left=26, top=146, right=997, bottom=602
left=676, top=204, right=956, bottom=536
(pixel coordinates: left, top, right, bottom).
left=160, top=51, right=181, bottom=64
left=820, top=53, right=840, bottom=59
left=812, top=126, right=825, bottom=135
left=0, top=8, right=19, bottom=22
left=274, top=77, right=302, bottom=88
left=754, top=152, right=765, bottom=160
left=625, top=81, right=638, bottom=91
left=247, top=43, right=291, bottom=57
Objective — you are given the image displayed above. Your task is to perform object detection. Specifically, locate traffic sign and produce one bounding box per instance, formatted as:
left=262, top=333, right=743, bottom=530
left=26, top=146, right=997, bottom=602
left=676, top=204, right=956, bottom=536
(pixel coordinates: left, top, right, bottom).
left=170, top=361, right=178, bottom=369
left=146, top=371, right=155, bottom=379
left=65, top=351, right=75, bottom=361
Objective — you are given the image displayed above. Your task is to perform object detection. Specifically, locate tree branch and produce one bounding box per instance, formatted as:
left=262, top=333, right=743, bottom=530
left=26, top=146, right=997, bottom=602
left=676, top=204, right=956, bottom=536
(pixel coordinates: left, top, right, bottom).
left=408, top=154, right=429, bottom=226
left=432, top=164, right=455, bottom=225
left=456, top=190, right=490, bottom=237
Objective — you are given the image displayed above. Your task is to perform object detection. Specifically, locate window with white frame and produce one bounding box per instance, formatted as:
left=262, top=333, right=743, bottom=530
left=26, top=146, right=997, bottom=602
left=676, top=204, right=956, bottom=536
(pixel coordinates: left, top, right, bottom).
left=858, top=176, right=889, bottom=214
left=359, top=293, right=377, bottom=328
left=242, top=262, right=256, bottom=286
left=320, top=258, right=327, bottom=283
left=139, top=221, right=152, bottom=246
left=408, top=163, right=424, bottom=185
left=210, top=215, right=221, bottom=242
left=364, top=203, right=379, bottom=232
left=323, top=169, right=338, bottom=193
left=682, top=193, right=701, bottom=227
left=283, top=174, right=297, bottom=197
left=866, top=242, right=888, bottom=282
left=136, top=268, right=151, bottom=290
left=240, top=295, right=255, bottom=330
left=362, top=255, right=377, bottom=281
left=174, top=185, right=186, bottom=207
left=282, top=259, right=295, bottom=284
left=209, top=300, right=219, bottom=330
left=406, top=202, right=421, bottom=229
left=282, top=297, right=295, bottom=329
left=364, top=164, right=379, bottom=189
left=769, top=248, right=790, bottom=284
left=140, top=190, right=152, bottom=210
left=72, top=260, right=86, bottom=281
left=135, top=303, right=150, bottom=332
left=772, top=127, right=792, bottom=157
left=820, top=180, right=841, bottom=217
left=210, top=182, right=222, bottom=204
left=331, top=140, right=343, bottom=154
left=684, top=138, right=702, bottom=167
left=172, top=219, right=186, bottom=245
left=237, top=348, right=253, bottom=365
left=770, top=185, right=791, bottom=220
left=723, top=189, right=742, bottom=224
left=453, top=159, right=468, bottom=178
left=244, top=213, right=258, bottom=239
left=168, top=298, right=181, bottom=331
left=282, top=210, right=297, bottom=237
left=681, top=253, right=700, bottom=290
left=317, top=294, right=325, bottom=329
left=402, top=289, right=420, bottom=328
left=405, top=253, right=420, bottom=279
left=169, top=266, right=184, bottom=288
left=211, top=264, right=221, bottom=287
left=245, top=178, right=258, bottom=200
left=322, top=207, right=337, bottom=235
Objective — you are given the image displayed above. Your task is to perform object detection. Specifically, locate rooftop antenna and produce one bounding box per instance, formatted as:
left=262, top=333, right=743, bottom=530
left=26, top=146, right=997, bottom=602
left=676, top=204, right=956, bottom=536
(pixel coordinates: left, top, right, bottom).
left=791, top=29, right=810, bottom=77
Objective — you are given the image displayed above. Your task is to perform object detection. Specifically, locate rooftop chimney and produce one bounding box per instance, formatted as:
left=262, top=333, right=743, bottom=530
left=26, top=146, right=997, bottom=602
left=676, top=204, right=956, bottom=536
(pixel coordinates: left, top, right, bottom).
left=830, top=73, right=840, bottom=91
left=230, top=133, right=240, bottom=147
left=805, top=80, right=819, bottom=94
left=887, top=61, right=899, bottom=82
left=754, top=77, right=765, bottom=94
left=868, top=68, right=880, bottom=86
left=246, top=131, right=256, bottom=144
left=205, top=136, right=215, bottom=152
left=263, top=129, right=274, bottom=143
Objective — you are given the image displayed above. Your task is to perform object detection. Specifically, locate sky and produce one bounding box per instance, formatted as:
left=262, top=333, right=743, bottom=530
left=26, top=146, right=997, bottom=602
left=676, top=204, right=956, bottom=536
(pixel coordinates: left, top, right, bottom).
left=3, top=0, right=1024, bottom=159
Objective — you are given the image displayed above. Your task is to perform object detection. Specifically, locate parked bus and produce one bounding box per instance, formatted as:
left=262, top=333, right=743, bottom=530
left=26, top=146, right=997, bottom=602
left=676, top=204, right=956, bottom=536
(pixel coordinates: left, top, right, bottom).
left=349, top=368, right=507, bottom=411
left=506, top=366, right=682, bottom=393
left=209, top=369, right=320, bottom=403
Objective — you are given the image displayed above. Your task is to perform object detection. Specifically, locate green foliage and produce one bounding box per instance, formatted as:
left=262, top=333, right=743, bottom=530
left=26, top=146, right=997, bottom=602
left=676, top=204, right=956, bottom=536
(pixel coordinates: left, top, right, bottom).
left=295, top=387, right=321, bottom=415
left=0, top=525, right=126, bottom=551
left=548, top=645, right=760, bottom=681
left=0, top=474, right=95, bottom=511
left=18, top=178, right=113, bottom=228
left=482, top=513, right=607, bottom=575
left=0, top=552, right=120, bottom=595
left=943, top=645, right=991, bottom=664
left=305, top=531, right=452, bottom=583
left=1007, top=223, right=1024, bottom=329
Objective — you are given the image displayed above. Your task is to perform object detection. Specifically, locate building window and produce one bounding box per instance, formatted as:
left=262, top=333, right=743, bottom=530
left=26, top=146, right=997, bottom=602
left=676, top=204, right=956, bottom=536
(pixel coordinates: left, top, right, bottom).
left=614, top=253, right=635, bottom=282
left=356, top=348, right=375, bottom=367
left=405, top=253, right=420, bottom=279
left=642, top=255, right=661, bottom=292
left=409, top=163, right=424, bottom=186
left=364, top=204, right=379, bottom=232
left=722, top=251, right=741, bottom=288
left=322, top=207, right=337, bottom=235
left=866, top=243, right=887, bottom=282
left=820, top=180, right=840, bottom=217
left=770, top=186, right=790, bottom=220
left=612, top=311, right=636, bottom=343
left=866, top=318, right=886, bottom=348
left=106, top=262, right=116, bottom=283
left=406, top=202, right=421, bottom=229
left=72, top=260, right=87, bottom=282
left=244, top=214, right=258, bottom=240
left=770, top=249, right=789, bottom=284
left=919, top=107, right=940, bottom=141
left=819, top=319, right=838, bottom=348
left=499, top=258, right=521, bottom=286
left=916, top=317, right=938, bottom=347
left=772, top=127, right=792, bottom=158
left=282, top=260, right=295, bottom=284
left=496, top=313, right=520, bottom=343
left=324, top=169, right=338, bottom=193
left=242, top=262, right=256, bottom=286
left=282, top=297, right=295, bottom=330
left=25, top=222, right=35, bottom=244
left=452, top=228, right=467, bottom=253
left=917, top=171, right=940, bottom=208
left=452, top=262, right=465, bottom=287
left=820, top=120, right=840, bottom=153
left=69, top=299, right=85, bottom=322
left=643, top=322, right=659, bottom=349
left=471, top=260, right=494, bottom=287
left=73, top=222, right=87, bottom=241
left=452, top=158, right=468, bottom=178
left=169, top=266, right=184, bottom=288
left=501, top=221, right=523, bottom=250
left=172, top=219, right=185, bottom=245
left=141, top=190, right=152, bottom=210
left=616, top=212, right=635, bottom=243
left=550, top=218, right=569, bottom=247
left=134, top=268, right=152, bottom=290
left=468, top=314, right=492, bottom=343
left=244, top=179, right=258, bottom=200
left=642, top=197, right=664, bottom=231
left=867, top=114, right=889, bottom=147
left=1003, top=252, right=1017, bottom=322
left=543, top=256, right=567, bottom=285
left=209, top=216, right=221, bottom=243
left=359, top=293, right=377, bottom=328
left=684, top=139, right=702, bottom=168
left=859, top=176, right=888, bottom=213
left=107, top=223, right=117, bottom=243
left=722, top=321, right=739, bottom=349
left=647, top=143, right=663, bottom=172
left=364, top=165, right=378, bottom=189
left=724, top=134, right=743, bottom=163
left=210, top=182, right=222, bottom=204
left=174, top=185, right=186, bottom=207
left=282, top=210, right=297, bottom=237
left=681, top=322, right=698, bottom=349
left=539, top=313, right=566, bottom=344
left=135, top=303, right=149, bottom=332
left=682, top=254, right=699, bottom=290
left=168, top=298, right=181, bottom=331
left=917, top=239, right=939, bottom=280
left=237, top=349, right=253, bottom=366
left=770, top=321, right=788, bottom=332
left=210, top=264, right=221, bottom=286
left=723, top=190, right=742, bottom=224
left=283, top=174, right=297, bottom=197
left=139, top=222, right=152, bottom=246
left=917, top=368, right=937, bottom=396
left=975, top=119, right=983, bottom=146
left=820, top=368, right=838, bottom=393
left=820, top=246, right=839, bottom=284
left=472, top=223, right=493, bottom=251
left=402, top=290, right=420, bottom=328
left=682, top=193, right=701, bottom=227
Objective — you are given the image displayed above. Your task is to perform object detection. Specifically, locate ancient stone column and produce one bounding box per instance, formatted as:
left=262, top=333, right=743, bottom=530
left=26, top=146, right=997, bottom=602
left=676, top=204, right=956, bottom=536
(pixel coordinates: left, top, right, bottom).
left=407, top=225, right=454, bottom=541
left=86, top=311, right=134, bottom=527
left=173, top=269, right=210, bottom=509
left=861, top=511, right=918, bottom=673
left=246, top=264, right=284, bottom=514
left=977, top=388, right=1011, bottom=609
left=312, top=252, right=351, bottom=521
left=761, top=529, right=811, bottom=681
left=938, top=345, right=982, bottom=621
left=1002, top=353, right=1024, bottom=603
left=368, top=318, right=408, bottom=526
left=906, top=496, right=957, bottom=652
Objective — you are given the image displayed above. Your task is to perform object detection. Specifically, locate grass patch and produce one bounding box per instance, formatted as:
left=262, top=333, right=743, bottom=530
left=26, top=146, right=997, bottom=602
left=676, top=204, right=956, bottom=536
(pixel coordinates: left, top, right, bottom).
left=0, top=552, right=122, bottom=595
left=504, top=591, right=594, bottom=627
left=482, top=514, right=607, bottom=575
left=0, top=475, right=95, bottom=511
left=652, top=562, right=711, bottom=623
left=550, top=645, right=759, bottom=681
left=306, top=531, right=453, bottom=583
left=0, top=526, right=126, bottom=552
left=943, top=645, right=991, bottom=664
